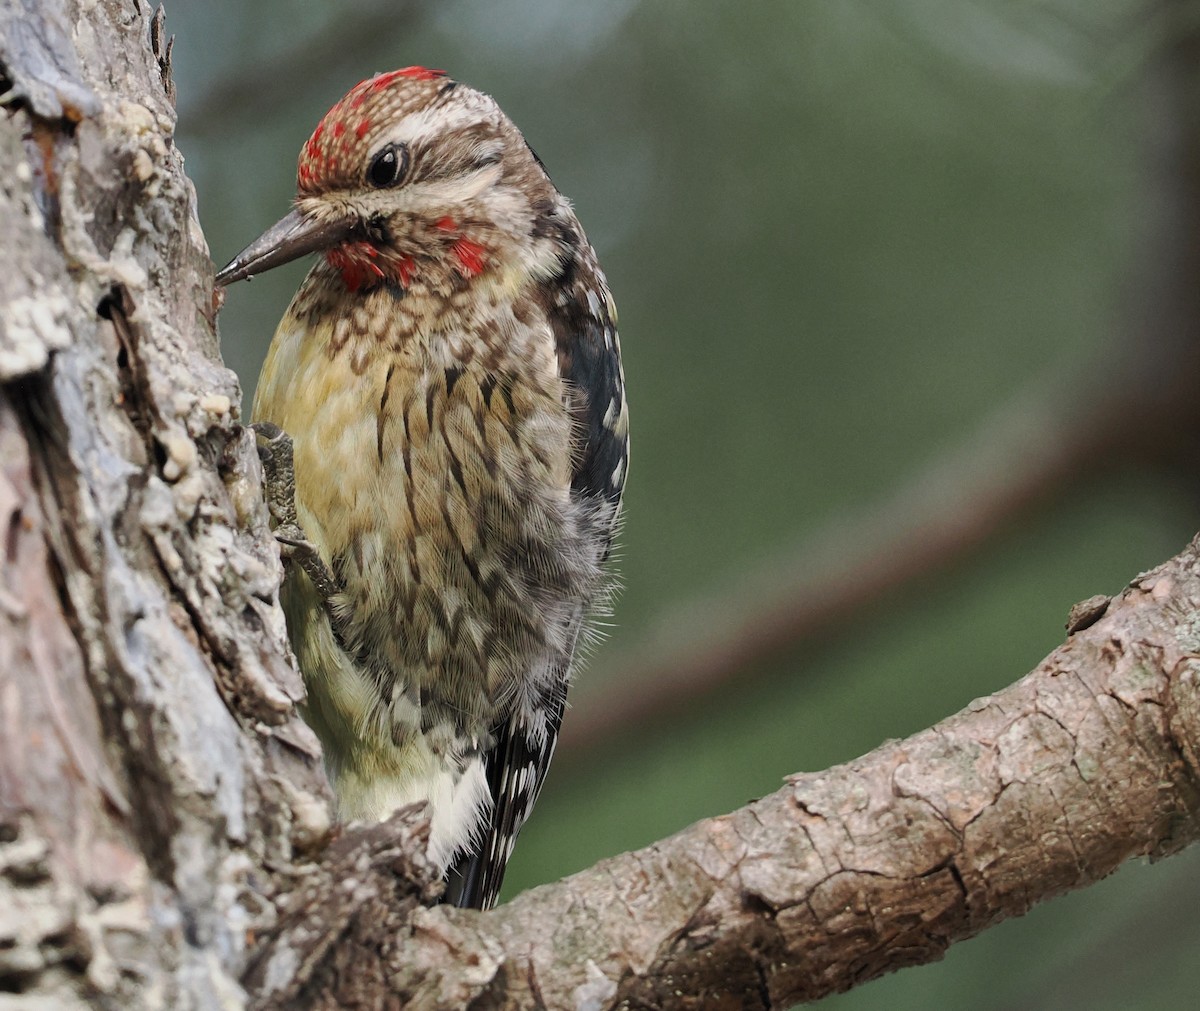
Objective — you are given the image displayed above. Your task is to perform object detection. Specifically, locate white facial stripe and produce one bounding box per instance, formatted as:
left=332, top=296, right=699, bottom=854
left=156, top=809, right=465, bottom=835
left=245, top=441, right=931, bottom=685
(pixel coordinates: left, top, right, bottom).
left=383, top=94, right=496, bottom=152
left=409, top=163, right=504, bottom=203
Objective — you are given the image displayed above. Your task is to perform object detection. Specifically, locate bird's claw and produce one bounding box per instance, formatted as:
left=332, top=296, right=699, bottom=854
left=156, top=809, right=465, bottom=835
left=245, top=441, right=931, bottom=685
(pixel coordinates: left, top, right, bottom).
left=252, top=422, right=344, bottom=606
left=253, top=421, right=299, bottom=528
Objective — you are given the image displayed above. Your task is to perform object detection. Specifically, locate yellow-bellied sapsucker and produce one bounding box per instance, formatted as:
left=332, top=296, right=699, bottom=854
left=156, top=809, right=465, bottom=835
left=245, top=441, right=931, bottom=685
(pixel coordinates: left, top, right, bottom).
left=215, top=68, right=627, bottom=910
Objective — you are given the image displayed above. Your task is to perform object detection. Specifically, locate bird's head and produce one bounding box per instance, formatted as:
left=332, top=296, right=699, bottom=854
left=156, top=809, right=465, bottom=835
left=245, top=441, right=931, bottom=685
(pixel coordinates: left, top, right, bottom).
left=216, top=68, right=566, bottom=294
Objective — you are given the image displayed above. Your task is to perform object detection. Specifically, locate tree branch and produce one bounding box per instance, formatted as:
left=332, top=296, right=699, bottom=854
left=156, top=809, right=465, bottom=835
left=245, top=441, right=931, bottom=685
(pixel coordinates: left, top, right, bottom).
left=249, top=538, right=1200, bottom=1009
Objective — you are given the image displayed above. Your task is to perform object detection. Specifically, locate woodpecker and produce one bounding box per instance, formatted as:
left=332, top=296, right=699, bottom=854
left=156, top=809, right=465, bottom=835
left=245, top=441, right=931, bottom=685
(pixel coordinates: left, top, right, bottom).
left=215, top=68, right=627, bottom=909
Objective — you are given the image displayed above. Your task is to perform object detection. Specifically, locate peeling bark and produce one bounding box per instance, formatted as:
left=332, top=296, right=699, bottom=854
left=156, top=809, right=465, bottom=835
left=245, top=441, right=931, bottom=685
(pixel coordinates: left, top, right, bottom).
left=2, top=3, right=1200, bottom=1010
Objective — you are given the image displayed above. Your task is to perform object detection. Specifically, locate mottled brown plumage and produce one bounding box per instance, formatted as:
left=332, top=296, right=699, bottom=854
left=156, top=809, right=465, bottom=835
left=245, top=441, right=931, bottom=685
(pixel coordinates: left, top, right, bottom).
left=217, top=68, right=627, bottom=909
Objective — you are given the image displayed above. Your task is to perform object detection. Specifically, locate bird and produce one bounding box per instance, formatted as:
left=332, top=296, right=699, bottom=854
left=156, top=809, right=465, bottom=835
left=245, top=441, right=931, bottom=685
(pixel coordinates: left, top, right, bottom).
left=215, top=67, right=627, bottom=910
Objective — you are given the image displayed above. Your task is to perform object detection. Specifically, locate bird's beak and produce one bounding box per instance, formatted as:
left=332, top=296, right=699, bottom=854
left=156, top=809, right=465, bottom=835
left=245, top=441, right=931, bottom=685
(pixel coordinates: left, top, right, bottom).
left=215, top=207, right=357, bottom=286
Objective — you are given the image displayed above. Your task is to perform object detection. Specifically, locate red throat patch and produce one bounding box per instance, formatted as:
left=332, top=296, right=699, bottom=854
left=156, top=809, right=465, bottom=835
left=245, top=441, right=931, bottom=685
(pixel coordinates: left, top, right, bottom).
left=326, top=244, right=383, bottom=293
left=326, top=244, right=416, bottom=293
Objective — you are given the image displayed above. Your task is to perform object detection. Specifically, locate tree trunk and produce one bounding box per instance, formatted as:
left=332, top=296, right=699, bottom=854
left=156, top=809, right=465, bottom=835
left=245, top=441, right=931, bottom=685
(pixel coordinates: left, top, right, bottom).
left=2, top=3, right=1199, bottom=1009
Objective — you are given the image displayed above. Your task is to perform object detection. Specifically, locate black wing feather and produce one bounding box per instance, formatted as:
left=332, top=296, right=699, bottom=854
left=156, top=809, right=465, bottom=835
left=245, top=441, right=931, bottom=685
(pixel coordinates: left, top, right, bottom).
left=443, top=685, right=567, bottom=909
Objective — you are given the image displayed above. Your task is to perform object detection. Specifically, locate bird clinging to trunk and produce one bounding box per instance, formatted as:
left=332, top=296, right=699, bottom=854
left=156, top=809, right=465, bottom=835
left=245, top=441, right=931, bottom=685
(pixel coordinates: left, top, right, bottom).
left=216, top=67, right=628, bottom=909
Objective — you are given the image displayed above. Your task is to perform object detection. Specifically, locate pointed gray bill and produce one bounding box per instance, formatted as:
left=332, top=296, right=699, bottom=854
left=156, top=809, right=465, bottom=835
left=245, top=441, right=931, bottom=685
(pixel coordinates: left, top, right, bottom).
left=215, top=208, right=357, bottom=286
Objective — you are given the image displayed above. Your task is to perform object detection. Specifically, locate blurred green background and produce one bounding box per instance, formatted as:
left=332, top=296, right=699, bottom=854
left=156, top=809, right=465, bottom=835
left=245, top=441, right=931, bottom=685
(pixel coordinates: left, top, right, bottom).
left=173, top=2, right=1200, bottom=1007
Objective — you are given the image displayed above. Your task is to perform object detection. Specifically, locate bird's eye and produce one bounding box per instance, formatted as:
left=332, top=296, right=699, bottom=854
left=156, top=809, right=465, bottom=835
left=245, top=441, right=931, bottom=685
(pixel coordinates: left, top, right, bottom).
left=367, top=143, right=409, bottom=188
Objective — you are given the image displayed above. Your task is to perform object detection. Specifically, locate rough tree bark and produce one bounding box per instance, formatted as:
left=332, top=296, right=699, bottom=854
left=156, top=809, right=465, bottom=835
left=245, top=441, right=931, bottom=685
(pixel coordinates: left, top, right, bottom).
left=2, top=4, right=1199, bottom=1010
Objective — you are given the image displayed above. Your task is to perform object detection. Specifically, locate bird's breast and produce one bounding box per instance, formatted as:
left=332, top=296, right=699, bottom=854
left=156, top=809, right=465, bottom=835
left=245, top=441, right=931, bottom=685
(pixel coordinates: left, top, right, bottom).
left=253, top=296, right=583, bottom=735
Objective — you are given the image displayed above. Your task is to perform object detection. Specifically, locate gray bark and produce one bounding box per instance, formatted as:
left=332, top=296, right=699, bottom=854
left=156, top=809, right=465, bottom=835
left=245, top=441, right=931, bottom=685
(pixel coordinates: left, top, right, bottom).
left=0, top=2, right=339, bottom=1006
left=2, top=3, right=1199, bottom=1010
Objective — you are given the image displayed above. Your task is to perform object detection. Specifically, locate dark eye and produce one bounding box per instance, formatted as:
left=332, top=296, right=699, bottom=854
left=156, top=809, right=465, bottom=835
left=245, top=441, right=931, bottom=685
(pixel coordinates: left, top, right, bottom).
left=367, top=143, right=408, bottom=188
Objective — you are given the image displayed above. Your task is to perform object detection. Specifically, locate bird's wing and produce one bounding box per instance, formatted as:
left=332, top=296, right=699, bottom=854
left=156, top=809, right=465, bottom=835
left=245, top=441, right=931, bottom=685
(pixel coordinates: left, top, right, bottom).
left=443, top=236, right=628, bottom=910
left=443, top=679, right=568, bottom=909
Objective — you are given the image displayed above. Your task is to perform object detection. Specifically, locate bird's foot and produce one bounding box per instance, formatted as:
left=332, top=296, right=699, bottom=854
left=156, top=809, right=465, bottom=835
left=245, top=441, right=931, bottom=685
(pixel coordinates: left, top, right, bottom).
left=253, top=422, right=344, bottom=605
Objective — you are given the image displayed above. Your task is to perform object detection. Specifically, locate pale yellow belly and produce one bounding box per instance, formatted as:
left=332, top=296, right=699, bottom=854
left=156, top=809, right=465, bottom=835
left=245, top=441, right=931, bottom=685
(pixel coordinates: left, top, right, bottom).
left=252, top=312, right=578, bottom=772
